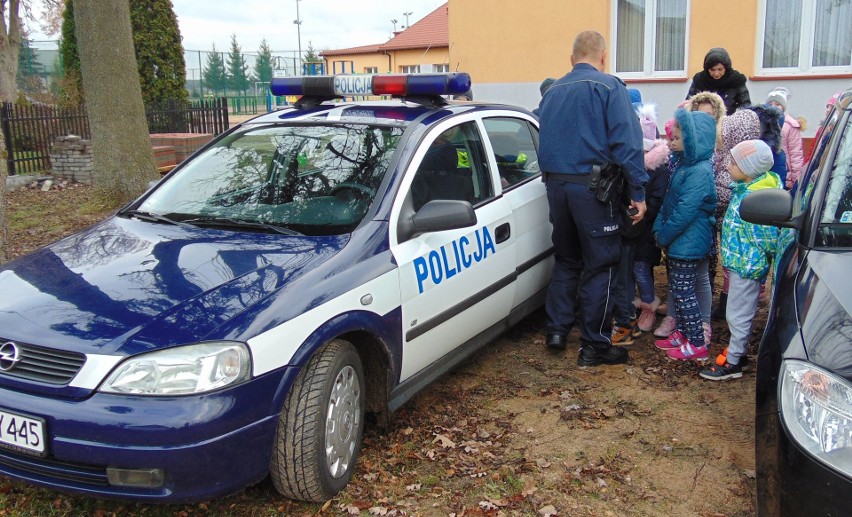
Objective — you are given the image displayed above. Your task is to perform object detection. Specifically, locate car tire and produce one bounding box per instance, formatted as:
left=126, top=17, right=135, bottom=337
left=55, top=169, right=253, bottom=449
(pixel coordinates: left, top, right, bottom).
left=270, top=339, right=365, bottom=502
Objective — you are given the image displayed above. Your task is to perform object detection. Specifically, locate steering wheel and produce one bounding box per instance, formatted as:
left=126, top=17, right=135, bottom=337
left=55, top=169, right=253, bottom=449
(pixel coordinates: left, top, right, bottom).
left=329, top=182, right=376, bottom=198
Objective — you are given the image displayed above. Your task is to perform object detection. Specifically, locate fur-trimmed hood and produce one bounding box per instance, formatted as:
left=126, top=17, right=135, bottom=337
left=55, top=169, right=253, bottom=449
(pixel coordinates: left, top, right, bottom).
left=687, top=91, right=726, bottom=122
left=747, top=104, right=784, bottom=152
left=644, top=139, right=670, bottom=170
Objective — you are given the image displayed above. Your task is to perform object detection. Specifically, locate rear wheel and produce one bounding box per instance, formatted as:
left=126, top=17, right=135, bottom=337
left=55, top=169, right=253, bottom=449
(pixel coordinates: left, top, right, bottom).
left=270, top=340, right=365, bottom=502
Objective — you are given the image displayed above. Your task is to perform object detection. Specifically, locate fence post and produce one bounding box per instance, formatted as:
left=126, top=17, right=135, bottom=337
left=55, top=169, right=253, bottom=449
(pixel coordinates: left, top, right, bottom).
left=0, top=102, right=15, bottom=176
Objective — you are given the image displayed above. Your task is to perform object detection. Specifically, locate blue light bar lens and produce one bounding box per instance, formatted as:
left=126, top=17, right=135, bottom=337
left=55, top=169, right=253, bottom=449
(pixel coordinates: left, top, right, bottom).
left=270, top=73, right=472, bottom=98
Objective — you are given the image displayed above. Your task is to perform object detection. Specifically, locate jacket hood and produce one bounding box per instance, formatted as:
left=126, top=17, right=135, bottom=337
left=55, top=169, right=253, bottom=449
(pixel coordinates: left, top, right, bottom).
left=721, top=109, right=761, bottom=154
left=0, top=217, right=350, bottom=355
left=703, top=47, right=733, bottom=72
left=644, top=139, right=670, bottom=170
left=687, top=91, right=726, bottom=123
left=747, top=104, right=784, bottom=152
left=674, top=107, right=717, bottom=165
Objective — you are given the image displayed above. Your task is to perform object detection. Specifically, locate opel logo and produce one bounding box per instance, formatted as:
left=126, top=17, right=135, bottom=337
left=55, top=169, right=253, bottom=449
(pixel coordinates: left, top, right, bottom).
left=0, top=341, right=21, bottom=371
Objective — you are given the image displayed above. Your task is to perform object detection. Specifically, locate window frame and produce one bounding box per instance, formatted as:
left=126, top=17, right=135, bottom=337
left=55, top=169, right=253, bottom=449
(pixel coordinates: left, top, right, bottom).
left=610, top=0, right=691, bottom=79
left=757, top=0, right=852, bottom=76
left=400, top=65, right=420, bottom=74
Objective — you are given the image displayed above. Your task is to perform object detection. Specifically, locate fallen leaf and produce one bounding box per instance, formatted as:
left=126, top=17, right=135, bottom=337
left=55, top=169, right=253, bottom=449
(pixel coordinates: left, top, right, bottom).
left=536, top=458, right=551, bottom=468
left=433, top=434, right=456, bottom=448
left=539, top=504, right=558, bottom=516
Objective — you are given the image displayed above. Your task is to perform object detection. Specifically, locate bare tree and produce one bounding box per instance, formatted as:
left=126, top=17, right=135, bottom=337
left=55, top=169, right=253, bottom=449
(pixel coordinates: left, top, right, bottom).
left=0, top=0, right=24, bottom=262
left=73, top=0, right=157, bottom=203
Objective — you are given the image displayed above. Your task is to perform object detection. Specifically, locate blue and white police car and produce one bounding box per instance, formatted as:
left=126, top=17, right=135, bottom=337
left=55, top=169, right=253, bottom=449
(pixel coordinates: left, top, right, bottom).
left=0, top=73, right=553, bottom=503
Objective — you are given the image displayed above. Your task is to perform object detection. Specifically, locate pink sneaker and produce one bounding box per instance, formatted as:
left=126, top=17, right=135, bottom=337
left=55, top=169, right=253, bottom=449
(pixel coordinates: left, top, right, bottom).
left=637, top=296, right=660, bottom=332
left=653, top=316, right=676, bottom=338
left=666, top=342, right=709, bottom=361
left=654, top=330, right=685, bottom=350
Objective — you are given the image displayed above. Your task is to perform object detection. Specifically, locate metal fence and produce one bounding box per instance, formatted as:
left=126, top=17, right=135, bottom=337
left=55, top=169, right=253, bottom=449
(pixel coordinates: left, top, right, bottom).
left=1, top=98, right=229, bottom=176
left=0, top=102, right=90, bottom=175
left=146, top=97, right=229, bottom=134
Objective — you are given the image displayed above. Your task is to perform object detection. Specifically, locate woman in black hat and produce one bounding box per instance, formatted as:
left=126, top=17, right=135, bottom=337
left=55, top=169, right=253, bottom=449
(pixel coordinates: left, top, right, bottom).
left=687, top=48, right=751, bottom=116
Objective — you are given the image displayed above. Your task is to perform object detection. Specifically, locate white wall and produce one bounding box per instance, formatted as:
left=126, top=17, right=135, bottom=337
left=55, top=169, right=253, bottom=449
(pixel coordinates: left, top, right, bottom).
left=474, top=79, right=851, bottom=138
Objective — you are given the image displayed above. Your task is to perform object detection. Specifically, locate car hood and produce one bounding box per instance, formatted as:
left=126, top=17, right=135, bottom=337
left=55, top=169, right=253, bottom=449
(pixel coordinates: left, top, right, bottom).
left=0, top=217, right=349, bottom=356
left=798, top=249, right=852, bottom=378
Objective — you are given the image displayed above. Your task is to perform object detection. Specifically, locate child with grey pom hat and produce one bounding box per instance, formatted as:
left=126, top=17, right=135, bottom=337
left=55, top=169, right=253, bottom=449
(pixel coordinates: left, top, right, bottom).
left=701, top=139, right=781, bottom=381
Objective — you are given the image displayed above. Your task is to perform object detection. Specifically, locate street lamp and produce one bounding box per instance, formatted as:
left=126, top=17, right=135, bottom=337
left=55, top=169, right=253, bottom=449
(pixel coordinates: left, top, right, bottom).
left=403, top=11, right=412, bottom=28
left=294, top=0, right=303, bottom=73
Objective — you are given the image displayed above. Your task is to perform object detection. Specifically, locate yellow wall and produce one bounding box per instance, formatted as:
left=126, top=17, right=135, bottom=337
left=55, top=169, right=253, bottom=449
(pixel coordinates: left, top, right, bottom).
left=324, top=47, right=450, bottom=75
left=448, top=0, right=759, bottom=83
left=449, top=0, right=610, bottom=83
left=687, top=2, right=757, bottom=77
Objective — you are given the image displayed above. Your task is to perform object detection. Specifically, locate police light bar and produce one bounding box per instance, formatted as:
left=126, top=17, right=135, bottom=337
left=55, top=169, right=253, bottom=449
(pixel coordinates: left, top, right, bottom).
left=269, top=73, right=472, bottom=98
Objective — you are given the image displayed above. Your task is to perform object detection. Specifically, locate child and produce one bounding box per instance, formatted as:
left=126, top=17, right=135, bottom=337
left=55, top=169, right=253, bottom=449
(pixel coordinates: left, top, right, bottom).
left=612, top=101, right=668, bottom=342
left=652, top=108, right=717, bottom=361
left=632, top=105, right=670, bottom=332
left=700, top=140, right=780, bottom=380
left=654, top=92, right=726, bottom=341
left=765, top=87, right=805, bottom=190
left=710, top=110, right=766, bottom=320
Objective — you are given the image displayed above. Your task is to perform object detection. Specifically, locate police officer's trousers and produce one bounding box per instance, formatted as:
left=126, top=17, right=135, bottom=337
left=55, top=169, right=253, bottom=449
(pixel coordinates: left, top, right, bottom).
left=544, top=179, right=622, bottom=348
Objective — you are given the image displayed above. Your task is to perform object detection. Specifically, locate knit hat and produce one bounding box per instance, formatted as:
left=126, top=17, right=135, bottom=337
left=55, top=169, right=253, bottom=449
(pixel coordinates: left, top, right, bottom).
left=766, top=86, right=789, bottom=112
left=539, top=78, right=556, bottom=96
left=730, top=139, right=774, bottom=178
left=637, top=103, right=658, bottom=141
left=628, top=88, right=642, bottom=110
left=664, top=118, right=677, bottom=140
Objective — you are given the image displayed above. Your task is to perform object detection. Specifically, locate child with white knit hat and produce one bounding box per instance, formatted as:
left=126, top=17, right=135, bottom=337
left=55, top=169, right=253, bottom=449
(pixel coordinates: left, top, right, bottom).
left=700, top=139, right=781, bottom=380
left=765, top=86, right=805, bottom=190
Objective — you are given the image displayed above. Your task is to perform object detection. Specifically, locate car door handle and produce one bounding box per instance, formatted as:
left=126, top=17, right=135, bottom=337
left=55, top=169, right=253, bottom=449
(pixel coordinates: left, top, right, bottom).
left=495, top=222, right=510, bottom=243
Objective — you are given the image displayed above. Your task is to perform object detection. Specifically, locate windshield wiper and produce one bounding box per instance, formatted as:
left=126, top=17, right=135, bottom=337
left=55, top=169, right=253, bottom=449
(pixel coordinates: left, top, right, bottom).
left=182, top=216, right=302, bottom=235
left=121, top=209, right=189, bottom=226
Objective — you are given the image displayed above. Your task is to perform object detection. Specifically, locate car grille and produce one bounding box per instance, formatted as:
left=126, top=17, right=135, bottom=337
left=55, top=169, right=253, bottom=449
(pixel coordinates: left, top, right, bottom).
left=0, top=341, right=86, bottom=385
left=0, top=448, right=108, bottom=486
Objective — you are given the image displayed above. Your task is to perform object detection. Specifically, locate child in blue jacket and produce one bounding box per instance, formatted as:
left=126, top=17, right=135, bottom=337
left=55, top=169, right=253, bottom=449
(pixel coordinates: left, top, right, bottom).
left=653, top=107, right=718, bottom=361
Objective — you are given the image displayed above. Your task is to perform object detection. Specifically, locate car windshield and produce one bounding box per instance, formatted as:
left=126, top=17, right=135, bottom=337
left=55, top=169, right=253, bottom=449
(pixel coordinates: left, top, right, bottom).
left=818, top=117, right=852, bottom=248
left=136, top=123, right=403, bottom=235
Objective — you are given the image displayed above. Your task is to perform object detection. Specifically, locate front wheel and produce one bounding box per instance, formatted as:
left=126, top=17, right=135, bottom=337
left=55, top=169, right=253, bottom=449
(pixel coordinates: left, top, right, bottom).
left=270, top=340, right=365, bottom=502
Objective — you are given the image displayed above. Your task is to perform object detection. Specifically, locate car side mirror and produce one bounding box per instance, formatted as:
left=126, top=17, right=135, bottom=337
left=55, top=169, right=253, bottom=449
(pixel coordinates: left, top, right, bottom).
left=397, top=199, right=477, bottom=242
left=739, top=188, right=801, bottom=229
left=412, top=200, right=477, bottom=233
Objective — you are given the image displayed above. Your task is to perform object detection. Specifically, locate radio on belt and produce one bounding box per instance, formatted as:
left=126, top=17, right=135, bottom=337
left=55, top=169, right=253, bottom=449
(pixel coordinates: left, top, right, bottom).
left=270, top=72, right=472, bottom=98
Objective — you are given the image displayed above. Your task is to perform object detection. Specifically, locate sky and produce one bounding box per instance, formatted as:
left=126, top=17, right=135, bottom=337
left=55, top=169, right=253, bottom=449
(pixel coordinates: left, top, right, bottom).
left=26, top=1, right=446, bottom=55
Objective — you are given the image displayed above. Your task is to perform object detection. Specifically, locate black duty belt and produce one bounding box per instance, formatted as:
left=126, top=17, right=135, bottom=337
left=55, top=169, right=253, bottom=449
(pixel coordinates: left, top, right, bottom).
left=542, top=172, right=591, bottom=185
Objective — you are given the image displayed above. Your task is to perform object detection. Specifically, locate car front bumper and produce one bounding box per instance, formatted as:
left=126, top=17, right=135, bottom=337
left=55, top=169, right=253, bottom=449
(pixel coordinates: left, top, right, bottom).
left=0, top=367, right=297, bottom=503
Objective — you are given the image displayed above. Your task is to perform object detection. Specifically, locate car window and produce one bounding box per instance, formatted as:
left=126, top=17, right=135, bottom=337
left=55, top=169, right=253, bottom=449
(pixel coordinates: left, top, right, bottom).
left=800, top=107, right=843, bottom=213
left=817, top=117, right=852, bottom=247
left=410, top=121, right=494, bottom=211
left=482, top=117, right=541, bottom=189
left=138, top=124, right=403, bottom=235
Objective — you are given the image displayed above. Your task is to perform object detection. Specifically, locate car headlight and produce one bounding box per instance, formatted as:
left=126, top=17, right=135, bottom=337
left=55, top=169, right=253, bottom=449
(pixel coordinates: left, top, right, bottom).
left=780, top=360, right=852, bottom=476
left=100, top=342, right=251, bottom=395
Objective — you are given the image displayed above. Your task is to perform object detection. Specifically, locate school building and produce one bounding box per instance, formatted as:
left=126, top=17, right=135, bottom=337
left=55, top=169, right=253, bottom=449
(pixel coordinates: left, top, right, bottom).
left=320, top=1, right=851, bottom=137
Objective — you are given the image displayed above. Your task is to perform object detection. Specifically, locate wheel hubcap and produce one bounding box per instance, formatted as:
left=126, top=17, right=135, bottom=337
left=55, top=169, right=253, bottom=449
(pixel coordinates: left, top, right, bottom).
left=325, top=365, right=361, bottom=478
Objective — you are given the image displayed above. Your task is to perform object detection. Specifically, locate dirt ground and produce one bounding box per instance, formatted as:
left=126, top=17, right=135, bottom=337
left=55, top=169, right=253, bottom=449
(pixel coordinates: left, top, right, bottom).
left=1, top=182, right=761, bottom=516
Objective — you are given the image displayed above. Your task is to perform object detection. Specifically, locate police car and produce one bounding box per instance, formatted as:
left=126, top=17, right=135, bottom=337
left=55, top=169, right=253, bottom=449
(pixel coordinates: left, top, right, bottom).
left=0, top=73, right=552, bottom=503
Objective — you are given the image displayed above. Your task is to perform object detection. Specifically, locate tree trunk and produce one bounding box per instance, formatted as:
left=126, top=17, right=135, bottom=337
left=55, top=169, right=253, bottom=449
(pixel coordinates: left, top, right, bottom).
left=0, top=0, right=22, bottom=263
left=74, top=0, right=157, bottom=204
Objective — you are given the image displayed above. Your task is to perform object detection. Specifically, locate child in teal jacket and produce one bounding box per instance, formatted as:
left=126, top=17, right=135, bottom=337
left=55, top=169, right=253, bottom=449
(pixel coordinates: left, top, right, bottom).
left=701, top=139, right=781, bottom=381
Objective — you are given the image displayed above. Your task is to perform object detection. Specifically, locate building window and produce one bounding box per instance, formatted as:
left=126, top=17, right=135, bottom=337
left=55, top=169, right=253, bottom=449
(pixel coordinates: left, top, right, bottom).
left=364, top=66, right=378, bottom=74
left=760, top=0, right=852, bottom=72
left=612, top=0, right=689, bottom=78
left=400, top=65, right=420, bottom=74
left=433, top=64, right=450, bottom=73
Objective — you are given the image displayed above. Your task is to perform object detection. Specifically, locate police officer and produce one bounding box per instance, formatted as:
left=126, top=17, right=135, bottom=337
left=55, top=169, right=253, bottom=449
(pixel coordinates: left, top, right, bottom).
left=537, top=30, right=648, bottom=367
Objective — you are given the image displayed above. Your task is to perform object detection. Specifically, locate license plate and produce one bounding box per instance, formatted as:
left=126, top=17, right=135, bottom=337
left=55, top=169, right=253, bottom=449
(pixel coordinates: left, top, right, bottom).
left=0, top=407, right=46, bottom=456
